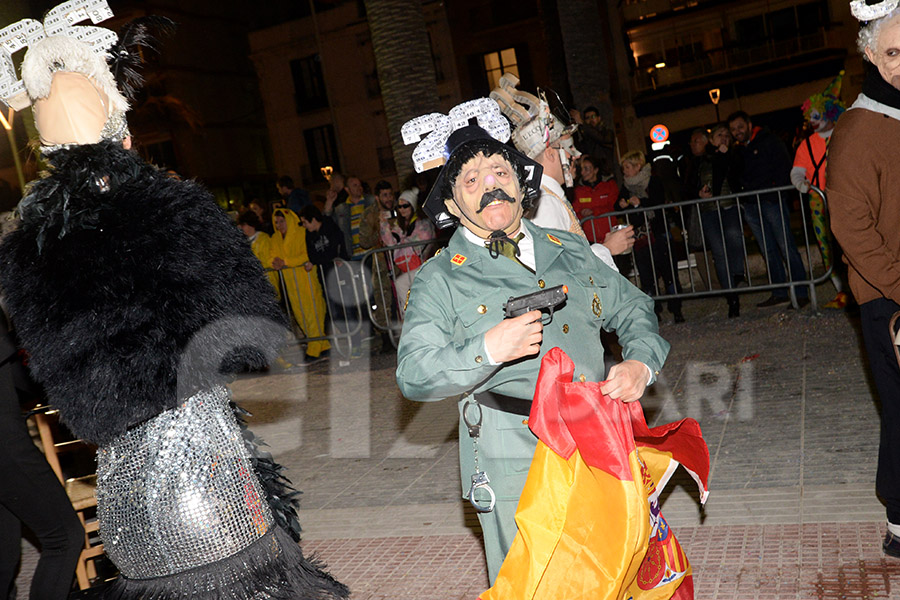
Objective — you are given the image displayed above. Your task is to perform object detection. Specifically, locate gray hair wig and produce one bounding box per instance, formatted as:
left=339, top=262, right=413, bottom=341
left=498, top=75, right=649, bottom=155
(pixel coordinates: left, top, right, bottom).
left=858, top=7, right=900, bottom=57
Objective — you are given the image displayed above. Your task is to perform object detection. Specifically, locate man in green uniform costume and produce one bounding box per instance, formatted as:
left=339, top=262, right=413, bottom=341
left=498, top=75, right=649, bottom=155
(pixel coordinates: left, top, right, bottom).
left=396, top=124, right=669, bottom=583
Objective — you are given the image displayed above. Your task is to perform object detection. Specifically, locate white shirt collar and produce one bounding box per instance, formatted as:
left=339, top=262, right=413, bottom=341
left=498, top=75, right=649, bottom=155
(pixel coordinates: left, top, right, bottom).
left=461, top=222, right=531, bottom=246
left=461, top=221, right=536, bottom=270
left=540, top=173, right=565, bottom=199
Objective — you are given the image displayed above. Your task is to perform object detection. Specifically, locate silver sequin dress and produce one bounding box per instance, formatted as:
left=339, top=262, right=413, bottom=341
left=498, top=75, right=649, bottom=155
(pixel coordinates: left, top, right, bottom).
left=95, top=387, right=347, bottom=599
left=97, top=387, right=271, bottom=579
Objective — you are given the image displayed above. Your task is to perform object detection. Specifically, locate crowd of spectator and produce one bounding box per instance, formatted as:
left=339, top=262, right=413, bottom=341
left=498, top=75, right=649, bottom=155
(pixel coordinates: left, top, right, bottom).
left=235, top=102, right=835, bottom=365
left=235, top=172, right=437, bottom=366
left=561, top=104, right=837, bottom=322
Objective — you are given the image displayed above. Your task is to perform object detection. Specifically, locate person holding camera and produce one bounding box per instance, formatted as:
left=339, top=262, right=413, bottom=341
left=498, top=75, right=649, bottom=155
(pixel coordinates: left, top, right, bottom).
left=359, top=180, right=399, bottom=351
left=379, top=188, right=435, bottom=318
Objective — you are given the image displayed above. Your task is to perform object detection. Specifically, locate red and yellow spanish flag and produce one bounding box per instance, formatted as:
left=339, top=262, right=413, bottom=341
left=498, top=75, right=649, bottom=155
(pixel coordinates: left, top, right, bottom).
left=481, top=348, right=709, bottom=600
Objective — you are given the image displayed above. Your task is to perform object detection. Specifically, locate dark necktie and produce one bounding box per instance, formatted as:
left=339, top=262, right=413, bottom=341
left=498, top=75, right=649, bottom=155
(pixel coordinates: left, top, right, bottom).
left=486, top=232, right=532, bottom=272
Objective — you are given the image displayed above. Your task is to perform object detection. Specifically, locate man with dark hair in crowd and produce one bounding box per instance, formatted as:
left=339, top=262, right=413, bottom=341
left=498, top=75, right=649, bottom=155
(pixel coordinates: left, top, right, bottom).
left=361, top=180, right=396, bottom=246
left=276, top=175, right=312, bottom=215
left=299, top=204, right=352, bottom=348
left=682, top=126, right=744, bottom=317
left=571, top=105, right=616, bottom=180
left=360, top=180, right=397, bottom=352
left=727, top=110, right=808, bottom=308
left=329, top=175, right=374, bottom=258
left=299, top=205, right=348, bottom=277
left=323, top=172, right=348, bottom=215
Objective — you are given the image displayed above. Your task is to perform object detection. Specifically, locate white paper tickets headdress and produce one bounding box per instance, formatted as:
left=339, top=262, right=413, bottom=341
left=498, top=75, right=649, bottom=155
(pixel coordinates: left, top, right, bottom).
left=851, top=0, right=900, bottom=21
left=0, top=0, right=118, bottom=111
left=401, top=98, right=544, bottom=229
left=401, top=98, right=510, bottom=173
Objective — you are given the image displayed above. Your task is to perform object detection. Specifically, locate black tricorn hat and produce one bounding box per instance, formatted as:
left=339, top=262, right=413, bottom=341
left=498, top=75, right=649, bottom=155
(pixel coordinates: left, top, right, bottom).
left=422, top=124, right=544, bottom=229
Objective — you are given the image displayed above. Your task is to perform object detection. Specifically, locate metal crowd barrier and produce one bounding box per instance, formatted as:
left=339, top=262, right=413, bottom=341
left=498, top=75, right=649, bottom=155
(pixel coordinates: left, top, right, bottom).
left=581, top=185, right=832, bottom=309
left=358, top=238, right=439, bottom=347
left=269, top=237, right=438, bottom=356
left=270, top=262, right=365, bottom=359
left=273, top=184, right=828, bottom=354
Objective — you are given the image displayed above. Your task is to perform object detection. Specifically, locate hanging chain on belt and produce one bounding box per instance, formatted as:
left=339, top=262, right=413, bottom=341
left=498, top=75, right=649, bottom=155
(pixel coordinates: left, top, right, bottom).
left=462, top=397, right=495, bottom=513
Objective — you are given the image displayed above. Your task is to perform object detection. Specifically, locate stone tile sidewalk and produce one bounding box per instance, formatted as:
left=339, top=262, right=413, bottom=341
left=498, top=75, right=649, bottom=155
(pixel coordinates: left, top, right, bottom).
left=15, top=288, right=900, bottom=598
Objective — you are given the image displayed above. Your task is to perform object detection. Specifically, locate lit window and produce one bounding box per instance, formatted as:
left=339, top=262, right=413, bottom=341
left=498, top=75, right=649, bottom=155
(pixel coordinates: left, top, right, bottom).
left=483, top=47, right=518, bottom=90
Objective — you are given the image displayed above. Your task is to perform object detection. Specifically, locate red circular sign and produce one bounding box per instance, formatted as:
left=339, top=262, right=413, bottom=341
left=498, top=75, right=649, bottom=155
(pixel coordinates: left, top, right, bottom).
left=650, top=124, right=669, bottom=143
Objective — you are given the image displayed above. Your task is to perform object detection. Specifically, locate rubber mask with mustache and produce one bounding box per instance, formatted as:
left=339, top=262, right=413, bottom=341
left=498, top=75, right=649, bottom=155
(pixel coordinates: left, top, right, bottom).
left=445, top=151, right=523, bottom=239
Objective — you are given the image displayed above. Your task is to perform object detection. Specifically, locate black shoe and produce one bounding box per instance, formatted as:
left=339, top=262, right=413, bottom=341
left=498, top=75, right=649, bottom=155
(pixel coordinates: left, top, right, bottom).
left=300, top=352, right=327, bottom=366
left=380, top=332, right=395, bottom=354
left=884, top=531, right=900, bottom=558
left=756, top=296, right=789, bottom=308
left=727, top=297, right=740, bottom=318
left=795, top=297, right=810, bottom=309
left=673, top=312, right=685, bottom=323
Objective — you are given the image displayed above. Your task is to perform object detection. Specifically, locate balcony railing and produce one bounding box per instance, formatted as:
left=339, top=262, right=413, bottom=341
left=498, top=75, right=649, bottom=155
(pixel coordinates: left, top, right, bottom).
left=623, top=0, right=701, bottom=23
left=632, top=30, right=834, bottom=92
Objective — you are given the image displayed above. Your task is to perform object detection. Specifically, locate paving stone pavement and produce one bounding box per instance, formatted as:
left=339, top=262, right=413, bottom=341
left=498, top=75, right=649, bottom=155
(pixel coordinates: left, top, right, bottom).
left=15, top=286, right=900, bottom=598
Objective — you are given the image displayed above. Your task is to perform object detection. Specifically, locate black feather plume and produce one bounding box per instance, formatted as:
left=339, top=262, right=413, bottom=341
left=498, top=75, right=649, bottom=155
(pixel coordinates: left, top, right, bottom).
left=107, top=16, right=176, bottom=101
left=231, top=402, right=305, bottom=543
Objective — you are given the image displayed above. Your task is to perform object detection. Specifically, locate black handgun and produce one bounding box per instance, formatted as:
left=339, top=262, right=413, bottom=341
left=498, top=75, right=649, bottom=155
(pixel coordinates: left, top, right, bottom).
left=503, top=284, right=568, bottom=321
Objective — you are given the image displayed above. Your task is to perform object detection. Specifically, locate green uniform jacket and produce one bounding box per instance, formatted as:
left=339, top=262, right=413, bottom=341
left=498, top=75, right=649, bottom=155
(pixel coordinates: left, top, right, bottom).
left=397, top=219, right=668, bottom=401
left=395, top=218, right=669, bottom=581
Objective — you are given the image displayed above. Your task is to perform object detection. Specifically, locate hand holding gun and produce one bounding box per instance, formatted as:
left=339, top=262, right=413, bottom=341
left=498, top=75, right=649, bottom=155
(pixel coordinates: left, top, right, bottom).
left=503, top=284, right=568, bottom=323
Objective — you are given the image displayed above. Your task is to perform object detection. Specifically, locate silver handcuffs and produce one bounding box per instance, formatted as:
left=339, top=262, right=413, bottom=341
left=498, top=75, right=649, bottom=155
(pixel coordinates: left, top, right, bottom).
left=462, top=398, right=496, bottom=513
left=467, top=470, right=496, bottom=513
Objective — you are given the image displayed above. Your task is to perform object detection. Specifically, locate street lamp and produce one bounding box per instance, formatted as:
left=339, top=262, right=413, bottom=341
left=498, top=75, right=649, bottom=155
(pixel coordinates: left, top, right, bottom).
left=708, top=88, right=721, bottom=123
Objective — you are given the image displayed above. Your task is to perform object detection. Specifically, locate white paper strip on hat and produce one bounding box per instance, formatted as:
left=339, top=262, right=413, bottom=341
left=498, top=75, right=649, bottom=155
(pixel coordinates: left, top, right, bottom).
left=0, top=0, right=115, bottom=110
left=402, top=98, right=511, bottom=173
left=495, top=73, right=541, bottom=117
left=850, top=0, right=900, bottom=21
left=403, top=112, right=453, bottom=173
left=448, top=98, right=510, bottom=142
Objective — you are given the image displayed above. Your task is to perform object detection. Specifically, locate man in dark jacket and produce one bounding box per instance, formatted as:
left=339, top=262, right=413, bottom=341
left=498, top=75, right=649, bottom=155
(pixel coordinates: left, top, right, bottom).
left=276, top=175, right=312, bottom=215
left=728, top=111, right=808, bottom=308
left=683, top=127, right=744, bottom=317
left=299, top=204, right=349, bottom=276
left=571, top=106, right=617, bottom=183
left=0, top=315, right=83, bottom=600
left=299, top=204, right=356, bottom=347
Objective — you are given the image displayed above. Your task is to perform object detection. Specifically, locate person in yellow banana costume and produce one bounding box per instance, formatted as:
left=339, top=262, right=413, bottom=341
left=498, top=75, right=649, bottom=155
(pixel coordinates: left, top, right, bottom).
left=269, top=208, right=331, bottom=362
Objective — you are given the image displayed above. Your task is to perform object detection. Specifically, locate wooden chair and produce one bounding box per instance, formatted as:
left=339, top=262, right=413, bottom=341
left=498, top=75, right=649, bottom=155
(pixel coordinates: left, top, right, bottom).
left=30, top=405, right=107, bottom=590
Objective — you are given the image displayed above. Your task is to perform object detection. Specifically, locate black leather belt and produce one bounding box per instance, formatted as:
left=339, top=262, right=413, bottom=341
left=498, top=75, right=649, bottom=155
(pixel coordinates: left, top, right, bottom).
left=473, top=390, right=531, bottom=416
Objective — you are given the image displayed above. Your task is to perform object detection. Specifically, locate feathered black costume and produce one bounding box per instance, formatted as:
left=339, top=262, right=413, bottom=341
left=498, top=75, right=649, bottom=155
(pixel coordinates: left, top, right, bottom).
left=0, top=143, right=348, bottom=599
left=2, top=142, right=281, bottom=444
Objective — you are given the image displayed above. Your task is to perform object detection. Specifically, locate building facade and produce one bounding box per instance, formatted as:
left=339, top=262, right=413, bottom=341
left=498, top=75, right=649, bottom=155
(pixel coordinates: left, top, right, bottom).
left=616, top=0, right=859, bottom=150
left=0, top=0, right=288, bottom=211
left=249, top=1, right=461, bottom=196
